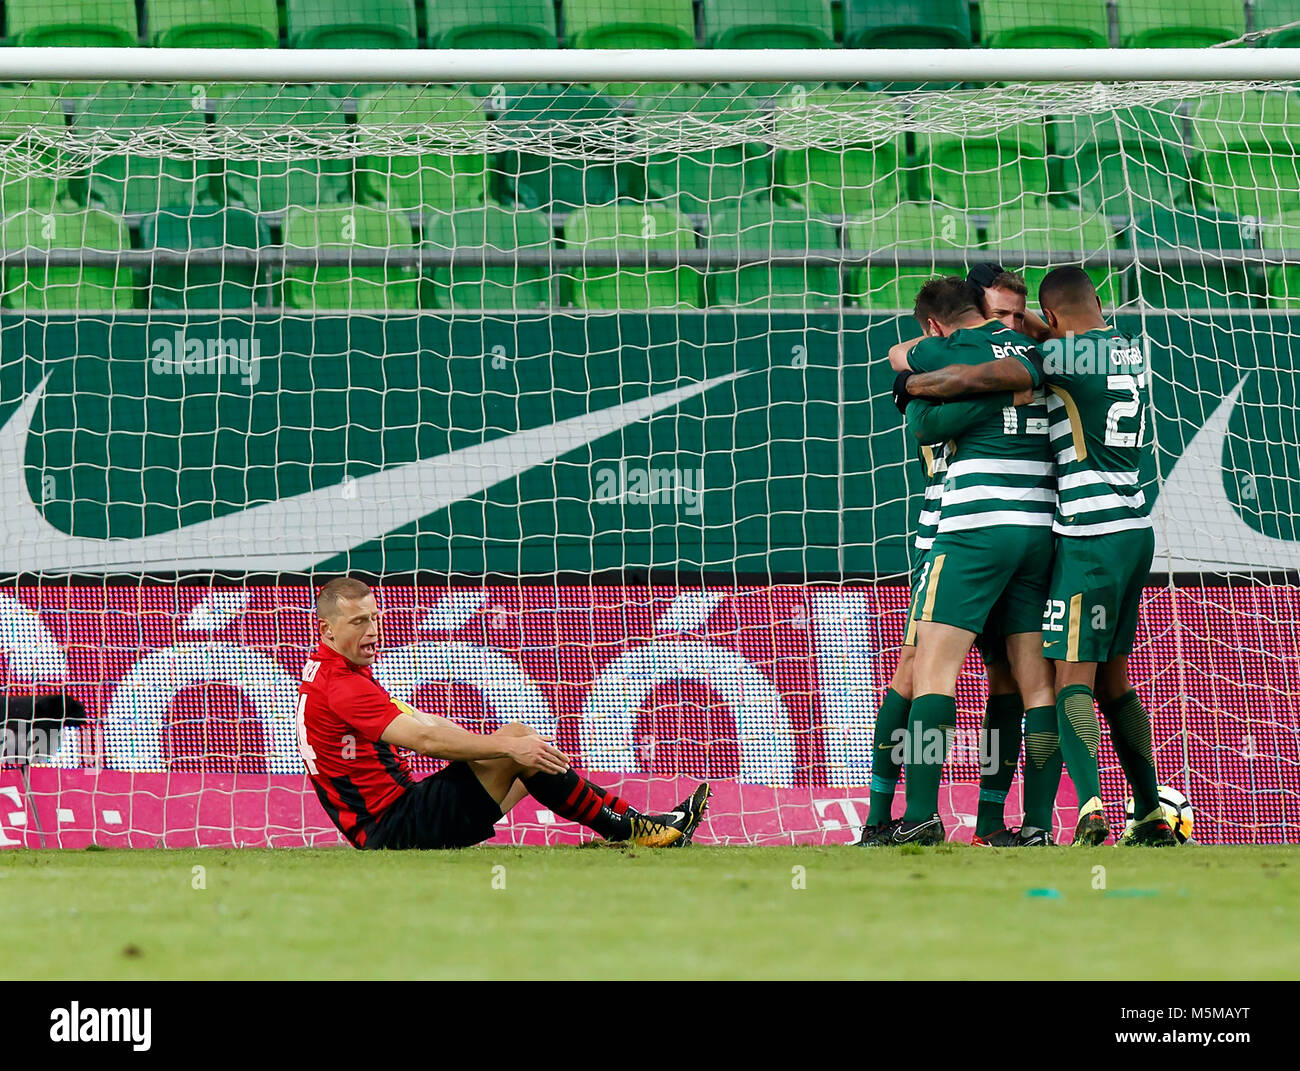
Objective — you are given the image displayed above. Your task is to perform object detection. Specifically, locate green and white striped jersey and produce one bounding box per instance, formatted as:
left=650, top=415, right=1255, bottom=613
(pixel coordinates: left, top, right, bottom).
left=906, top=392, right=1016, bottom=552
left=1010, top=327, right=1152, bottom=537
left=907, top=322, right=1055, bottom=534
left=914, top=442, right=946, bottom=553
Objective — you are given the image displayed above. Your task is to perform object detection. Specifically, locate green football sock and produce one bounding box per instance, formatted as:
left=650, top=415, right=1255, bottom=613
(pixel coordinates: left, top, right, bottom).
left=1057, top=683, right=1102, bottom=806
left=1022, top=704, right=1064, bottom=833
left=903, top=693, right=956, bottom=822
left=1102, top=688, right=1160, bottom=818
left=867, top=688, right=911, bottom=826
left=976, top=691, right=1023, bottom=836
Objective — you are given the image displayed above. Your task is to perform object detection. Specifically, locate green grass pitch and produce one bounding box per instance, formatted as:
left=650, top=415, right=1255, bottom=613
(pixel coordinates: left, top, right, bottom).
left=2, top=845, right=1296, bottom=980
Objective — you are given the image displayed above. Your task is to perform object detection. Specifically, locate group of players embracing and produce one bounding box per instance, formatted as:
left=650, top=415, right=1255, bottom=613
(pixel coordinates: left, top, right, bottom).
left=856, top=263, right=1179, bottom=848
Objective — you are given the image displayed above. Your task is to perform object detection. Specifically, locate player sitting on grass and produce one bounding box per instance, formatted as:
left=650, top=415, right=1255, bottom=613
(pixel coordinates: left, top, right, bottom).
left=859, top=266, right=1061, bottom=847
left=883, top=277, right=1058, bottom=846
left=902, top=267, right=1176, bottom=847
left=297, top=577, right=710, bottom=850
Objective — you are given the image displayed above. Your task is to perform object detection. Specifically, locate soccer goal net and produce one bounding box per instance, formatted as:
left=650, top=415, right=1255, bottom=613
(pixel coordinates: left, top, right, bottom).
left=0, top=46, right=1296, bottom=848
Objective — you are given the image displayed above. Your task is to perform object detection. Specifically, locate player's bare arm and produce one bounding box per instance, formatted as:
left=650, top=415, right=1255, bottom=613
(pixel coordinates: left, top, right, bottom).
left=888, top=334, right=926, bottom=371
left=906, top=357, right=1034, bottom=399
left=380, top=710, right=569, bottom=774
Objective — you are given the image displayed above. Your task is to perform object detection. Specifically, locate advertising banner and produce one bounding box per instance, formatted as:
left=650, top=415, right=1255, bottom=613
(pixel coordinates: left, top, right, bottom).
left=1, top=584, right=1293, bottom=846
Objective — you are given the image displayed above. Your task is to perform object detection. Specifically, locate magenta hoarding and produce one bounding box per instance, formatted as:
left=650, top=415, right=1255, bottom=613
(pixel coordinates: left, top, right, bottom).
left=0, top=584, right=1296, bottom=846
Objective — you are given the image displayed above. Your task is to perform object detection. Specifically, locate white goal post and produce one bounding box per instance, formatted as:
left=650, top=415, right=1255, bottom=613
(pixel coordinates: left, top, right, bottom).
left=2, top=45, right=1300, bottom=83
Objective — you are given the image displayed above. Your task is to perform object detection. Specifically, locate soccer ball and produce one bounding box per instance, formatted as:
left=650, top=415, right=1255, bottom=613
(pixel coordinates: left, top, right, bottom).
left=1123, top=785, right=1194, bottom=843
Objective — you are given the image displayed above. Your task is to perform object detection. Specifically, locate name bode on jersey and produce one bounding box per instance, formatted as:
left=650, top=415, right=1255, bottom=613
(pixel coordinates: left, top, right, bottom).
left=910, top=321, right=1055, bottom=540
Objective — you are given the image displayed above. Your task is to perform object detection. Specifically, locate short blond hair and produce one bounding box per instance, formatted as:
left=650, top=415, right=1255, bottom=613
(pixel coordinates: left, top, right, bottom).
left=316, top=577, right=372, bottom=621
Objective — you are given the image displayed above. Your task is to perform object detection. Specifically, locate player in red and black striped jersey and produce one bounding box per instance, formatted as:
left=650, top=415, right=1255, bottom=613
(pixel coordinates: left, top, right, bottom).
left=297, top=577, right=710, bottom=850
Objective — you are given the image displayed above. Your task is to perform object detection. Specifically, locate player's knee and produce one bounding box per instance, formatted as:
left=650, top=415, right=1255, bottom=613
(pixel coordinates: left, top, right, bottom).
left=495, top=721, right=536, bottom=739
left=891, top=649, right=915, bottom=698
left=1096, top=672, right=1131, bottom=705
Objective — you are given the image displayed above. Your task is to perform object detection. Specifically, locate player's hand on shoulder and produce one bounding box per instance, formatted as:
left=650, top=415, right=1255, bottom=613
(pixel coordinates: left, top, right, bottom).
left=1012, top=387, right=1035, bottom=406
left=892, top=369, right=916, bottom=414
left=965, top=261, right=1002, bottom=305
left=508, top=733, right=571, bottom=775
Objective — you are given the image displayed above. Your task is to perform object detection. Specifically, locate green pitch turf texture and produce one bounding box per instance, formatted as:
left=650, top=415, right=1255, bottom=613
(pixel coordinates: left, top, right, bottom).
left=1, top=845, right=1295, bottom=980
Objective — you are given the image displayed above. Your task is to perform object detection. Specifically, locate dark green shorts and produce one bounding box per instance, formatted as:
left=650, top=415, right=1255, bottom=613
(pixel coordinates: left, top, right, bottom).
left=903, top=547, right=933, bottom=649
left=1042, top=525, right=1154, bottom=664
left=910, top=524, right=1054, bottom=640
left=973, top=596, right=1009, bottom=668
left=905, top=546, right=1012, bottom=667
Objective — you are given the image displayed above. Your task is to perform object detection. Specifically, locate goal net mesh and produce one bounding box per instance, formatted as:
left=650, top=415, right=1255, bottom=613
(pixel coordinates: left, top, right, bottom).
left=0, top=72, right=1296, bottom=846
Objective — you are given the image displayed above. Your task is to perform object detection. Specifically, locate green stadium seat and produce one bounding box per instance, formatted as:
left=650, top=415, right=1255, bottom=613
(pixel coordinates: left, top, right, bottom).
left=1, top=206, right=134, bottom=310
left=285, top=0, right=417, bottom=49
left=986, top=202, right=1121, bottom=309
left=563, top=202, right=700, bottom=310
left=1191, top=92, right=1300, bottom=221
left=425, top=0, right=557, bottom=48
left=27, top=79, right=109, bottom=103
left=76, top=85, right=208, bottom=215
left=922, top=118, right=1048, bottom=211
left=1263, top=214, right=1300, bottom=307
left=842, top=0, right=971, bottom=48
left=706, top=197, right=840, bottom=308
left=148, top=0, right=280, bottom=48
left=494, top=88, right=624, bottom=212
left=1130, top=207, right=1258, bottom=309
left=1118, top=0, right=1244, bottom=48
left=423, top=202, right=553, bottom=309
left=978, top=0, right=1109, bottom=48
left=1056, top=104, right=1191, bottom=215
left=565, top=0, right=696, bottom=49
left=844, top=202, right=975, bottom=308
left=1255, top=1, right=1300, bottom=48
left=282, top=203, right=419, bottom=311
left=141, top=202, right=265, bottom=310
left=0, top=86, right=67, bottom=217
left=356, top=87, right=489, bottom=212
left=6, top=0, right=138, bottom=46
left=703, top=0, right=834, bottom=48
left=641, top=85, right=773, bottom=216
left=775, top=90, right=903, bottom=218
left=212, top=87, right=350, bottom=213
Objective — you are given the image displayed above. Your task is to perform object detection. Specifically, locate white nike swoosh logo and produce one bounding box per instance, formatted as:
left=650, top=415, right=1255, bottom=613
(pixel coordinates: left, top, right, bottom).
left=1154, top=374, right=1300, bottom=571
left=2, top=372, right=740, bottom=573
